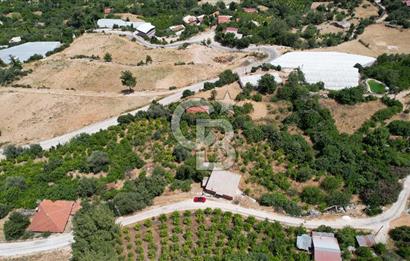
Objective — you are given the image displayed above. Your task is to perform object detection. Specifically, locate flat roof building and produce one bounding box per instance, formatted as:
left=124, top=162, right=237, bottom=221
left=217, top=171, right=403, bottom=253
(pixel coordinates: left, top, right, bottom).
left=204, top=170, right=241, bottom=200
left=312, top=232, right=342, bottom=261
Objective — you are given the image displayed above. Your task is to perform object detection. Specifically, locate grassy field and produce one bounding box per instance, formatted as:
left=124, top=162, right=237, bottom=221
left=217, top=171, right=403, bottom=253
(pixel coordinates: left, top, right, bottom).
left=119, top=209, right=308, bottom=260
left=368, top=79, right=385, bottom=94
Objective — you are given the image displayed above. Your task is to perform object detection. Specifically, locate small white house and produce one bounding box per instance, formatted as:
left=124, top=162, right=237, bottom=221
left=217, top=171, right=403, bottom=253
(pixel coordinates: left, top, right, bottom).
left=9, top=36, right=22, bottom=44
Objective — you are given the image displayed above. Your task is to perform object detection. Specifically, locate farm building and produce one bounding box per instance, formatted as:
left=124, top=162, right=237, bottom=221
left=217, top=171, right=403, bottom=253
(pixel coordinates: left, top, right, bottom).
left=312, top=232, right=342, bottom=261
left=239, top=72, right=282, bottom=88
left=97, top=19, right=155, bottom=38
left=356, top=235, right=376, bottom=247
left=204, top=170, right=241, bottom=200
left=28, top=200, right=81, bottom=233
left=271, top=51, right=375, bottom=90
left=224, top=27, right=243, bottom=39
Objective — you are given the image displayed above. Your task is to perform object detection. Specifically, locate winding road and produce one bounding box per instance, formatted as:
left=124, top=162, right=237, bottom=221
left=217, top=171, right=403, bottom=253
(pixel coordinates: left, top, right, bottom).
left=0, top=176, right=408, bottom=257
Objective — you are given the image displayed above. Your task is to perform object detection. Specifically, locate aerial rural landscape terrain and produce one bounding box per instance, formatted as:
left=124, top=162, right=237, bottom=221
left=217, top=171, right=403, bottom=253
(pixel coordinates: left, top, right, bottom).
left=0, top=0, right=409, bottom=260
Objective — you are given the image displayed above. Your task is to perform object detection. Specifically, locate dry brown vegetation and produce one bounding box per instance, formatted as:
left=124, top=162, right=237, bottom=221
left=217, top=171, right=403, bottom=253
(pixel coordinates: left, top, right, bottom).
left=313, top=24, right=410, bottom=57
left=16, top=33, right=249, bottom=92
left=320, top=98, right=386, bottom=134
left=1, top=33, right=251, bottom=146
left=0, top=88, right=151, bottom=145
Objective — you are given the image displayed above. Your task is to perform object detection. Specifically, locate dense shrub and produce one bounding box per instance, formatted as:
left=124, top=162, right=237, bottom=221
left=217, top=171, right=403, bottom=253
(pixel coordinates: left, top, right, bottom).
left=87, top=151, right=110, bottom=173
left=72, top=204, right=120, bottom=260
left=260, top=192, right=302, bottom=216
left=388, top=120, right=410, bottom=137
left=4, top=212, right=30, bottom=241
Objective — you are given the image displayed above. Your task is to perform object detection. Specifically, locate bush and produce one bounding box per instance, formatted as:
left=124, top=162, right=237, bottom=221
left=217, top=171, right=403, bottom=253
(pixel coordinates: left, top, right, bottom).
left=257, top=74, right=277, bottom=94
left=87, top=151, right=110, bottom=173
left=388, top=120, right=410, bottom=137
left=328, top=86, right=366, bottom=105
left=4, top=212, right=30, bottom=241
left=260, top=192, right=302, bottom=216
left=182, top=89, right=195, bottom=98
left=0, top=204, right=11, bottom=219
left=300, top=186, right=325, bottom=205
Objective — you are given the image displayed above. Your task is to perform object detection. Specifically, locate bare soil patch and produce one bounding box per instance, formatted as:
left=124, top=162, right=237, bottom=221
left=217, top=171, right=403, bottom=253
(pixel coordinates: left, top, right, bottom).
left=320, top=98, right=386, bottom=134
left=354, top=1, right=379, bottom=19
left=0, top=248, right=71, bottom=261
left=312, top=24, right=410, bottom=57
left=16, top=33, right=249, bottom=92
left=0, top=89, right=151, bottom=145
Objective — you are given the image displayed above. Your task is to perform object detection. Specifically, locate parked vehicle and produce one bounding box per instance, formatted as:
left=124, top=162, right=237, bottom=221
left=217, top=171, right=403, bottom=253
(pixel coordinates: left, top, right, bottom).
left=193, top=196, right=206, bottom=203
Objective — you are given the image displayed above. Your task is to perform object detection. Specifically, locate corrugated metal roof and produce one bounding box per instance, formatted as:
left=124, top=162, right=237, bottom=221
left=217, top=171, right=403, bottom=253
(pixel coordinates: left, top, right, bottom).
left=297, top=234, right=312, bottom=251
left=312, top=232, right=341, bottom=261
left=356, top=235, right=376, bottom=247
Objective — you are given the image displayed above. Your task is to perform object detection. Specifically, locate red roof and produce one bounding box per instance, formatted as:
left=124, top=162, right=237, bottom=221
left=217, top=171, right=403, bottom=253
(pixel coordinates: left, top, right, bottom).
left=186, top=106, right=210, bottom=114
left=28, top=200, right=80, bottom=233
left=314, top=250, right=342, bottom=261
left=243, top=7, right=257, bottom=13
left=217, top=15, right=232, bottom=24
left=225, top=27, right=239, bottom=33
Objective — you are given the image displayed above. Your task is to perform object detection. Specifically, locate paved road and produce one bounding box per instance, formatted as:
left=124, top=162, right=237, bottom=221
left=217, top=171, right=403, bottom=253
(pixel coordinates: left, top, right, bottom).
left=1, top=176, right=408, bottom=257
left=0, top=233, right=74, bottom=257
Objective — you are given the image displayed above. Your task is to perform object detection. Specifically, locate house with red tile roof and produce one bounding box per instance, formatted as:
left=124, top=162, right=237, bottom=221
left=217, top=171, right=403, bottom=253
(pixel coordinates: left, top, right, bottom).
left=217, top=15, right=232, bottom=24
left=28, top=200, right=81, bottom=233
left=186, top=106, right=210, bottom=114
left=243, top=7, right=257, bottom=13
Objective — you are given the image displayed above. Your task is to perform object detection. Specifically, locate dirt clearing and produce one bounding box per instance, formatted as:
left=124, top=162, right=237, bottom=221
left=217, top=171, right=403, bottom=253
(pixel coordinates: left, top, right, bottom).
left=0, top=88, right=152, bottom=145
left=16, top=33, right=250, bottom=92
left=312, top=24, right=410, bottom=57
left=320, top=98, right=386, bottom=134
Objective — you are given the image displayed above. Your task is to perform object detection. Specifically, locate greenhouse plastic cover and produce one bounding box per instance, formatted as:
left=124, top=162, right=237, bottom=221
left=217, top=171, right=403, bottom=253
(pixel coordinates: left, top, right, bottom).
left=0, top=41, right=61, bottom=63
left=271, top=51, right=376, bottom=90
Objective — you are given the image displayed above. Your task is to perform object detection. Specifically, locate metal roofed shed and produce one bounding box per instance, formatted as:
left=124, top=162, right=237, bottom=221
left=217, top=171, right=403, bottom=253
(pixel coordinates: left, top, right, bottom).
left=356, top=235, right=376, bottom=247
left=0, top=41, right=61, bottom=64
left=97, top=19, right=155, bottom=37
left=312, top=232, right=342, bottom=261
left=239, top=72, right=282, bottom=88
left=297, top=234, right=312, bottom=251
left=271, top=51, right=376, bottom=90
left=204, top=170, right=241, bottom=200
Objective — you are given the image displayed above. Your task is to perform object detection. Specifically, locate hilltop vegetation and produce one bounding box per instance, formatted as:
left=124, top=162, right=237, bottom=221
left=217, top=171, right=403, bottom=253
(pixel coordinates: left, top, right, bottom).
left=0, top=68, right=408, bottom=221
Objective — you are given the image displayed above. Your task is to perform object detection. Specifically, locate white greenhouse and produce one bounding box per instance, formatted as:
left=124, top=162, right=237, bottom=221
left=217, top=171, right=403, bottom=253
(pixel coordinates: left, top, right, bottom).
left=271, top=51, right=376, bottom=90
left=0, top=41, right=61, bottom=63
